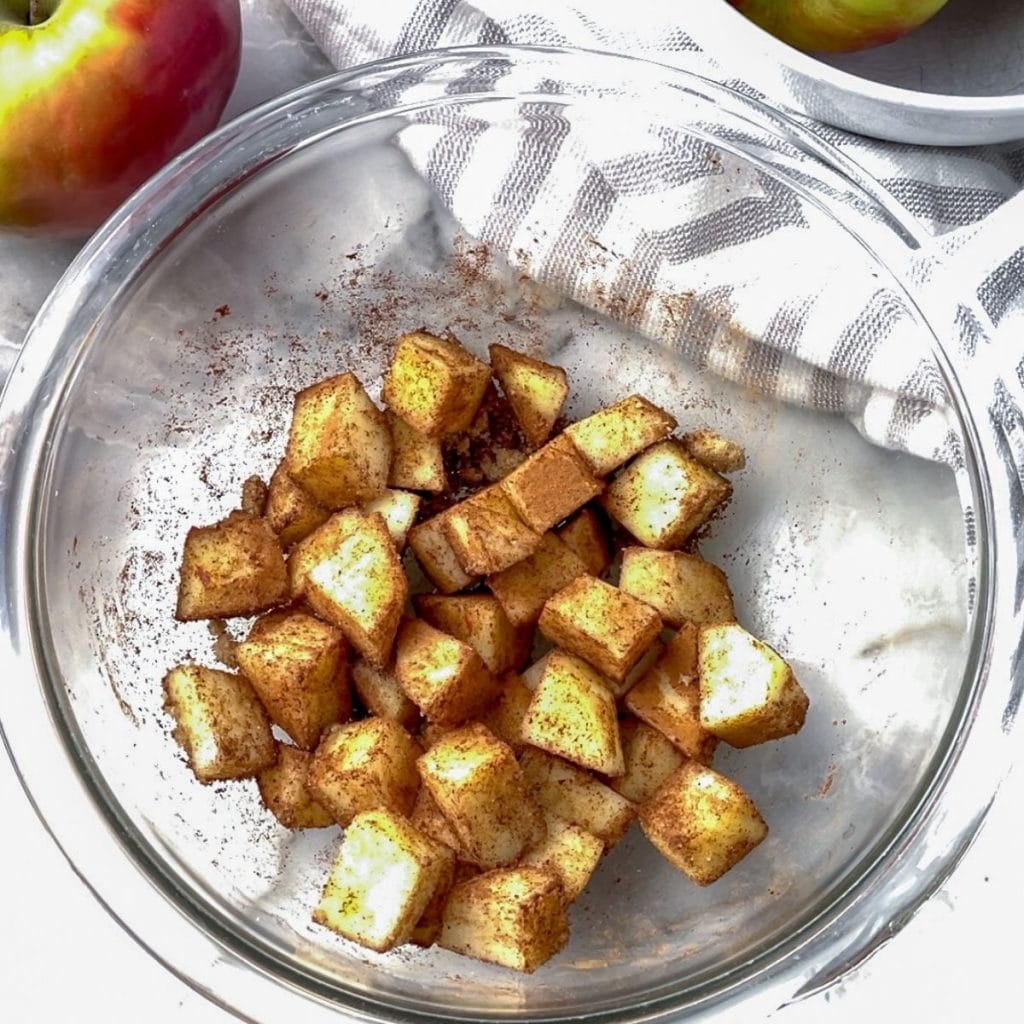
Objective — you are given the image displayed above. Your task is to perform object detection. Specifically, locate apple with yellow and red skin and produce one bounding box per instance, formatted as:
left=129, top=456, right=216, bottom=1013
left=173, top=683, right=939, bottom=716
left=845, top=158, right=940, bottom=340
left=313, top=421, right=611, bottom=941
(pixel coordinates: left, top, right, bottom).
left=0, top=0, right=241, bottom=236
left=729, top=0, right=949, bottom=53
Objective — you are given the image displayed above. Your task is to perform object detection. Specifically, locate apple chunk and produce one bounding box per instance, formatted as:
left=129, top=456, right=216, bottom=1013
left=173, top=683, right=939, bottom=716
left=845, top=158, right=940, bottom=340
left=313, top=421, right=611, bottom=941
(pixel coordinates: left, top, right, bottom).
left=489, top=343, right=568, bottom=449
left=699, top=623, right=809, bottom=747
left=303, top=509, right=408, bottom=669
left=314, top=808, right=453, bottom=952
left=417, top=723, right=545, bottom=869
left=284, top=371, right=391, bottom=509
left=175, top=510, right=288, bottom=621
left=383, top=331, right=491, bottom=437
left=235, top=609, right=351, bottom=750
left=639, top=761, right=768, bottom=885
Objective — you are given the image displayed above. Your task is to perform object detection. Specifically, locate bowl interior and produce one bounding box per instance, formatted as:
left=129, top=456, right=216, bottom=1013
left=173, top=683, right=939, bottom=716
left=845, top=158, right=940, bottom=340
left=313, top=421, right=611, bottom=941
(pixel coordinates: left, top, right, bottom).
left=32, top=66, right=976, bottom=1019
left=812, top=0, right=1024, bottom=98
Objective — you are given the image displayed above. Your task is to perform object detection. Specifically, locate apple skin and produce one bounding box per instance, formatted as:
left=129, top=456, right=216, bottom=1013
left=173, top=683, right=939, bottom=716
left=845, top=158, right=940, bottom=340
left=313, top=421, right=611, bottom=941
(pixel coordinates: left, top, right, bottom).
left=729, top=0, right=949, bottom=53
left=0, top=0, right=241, bottom=236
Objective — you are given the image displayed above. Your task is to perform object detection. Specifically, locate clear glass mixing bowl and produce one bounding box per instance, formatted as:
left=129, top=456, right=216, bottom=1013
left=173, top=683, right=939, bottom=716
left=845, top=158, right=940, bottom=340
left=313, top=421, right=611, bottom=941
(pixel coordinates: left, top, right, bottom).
left=0, top=47, right=1021, bottom=1023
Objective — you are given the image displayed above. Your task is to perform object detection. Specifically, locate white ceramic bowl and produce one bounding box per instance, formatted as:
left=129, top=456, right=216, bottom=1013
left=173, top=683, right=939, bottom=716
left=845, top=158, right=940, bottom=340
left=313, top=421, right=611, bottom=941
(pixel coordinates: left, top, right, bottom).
left=696, top=0, right=1024, bottom=145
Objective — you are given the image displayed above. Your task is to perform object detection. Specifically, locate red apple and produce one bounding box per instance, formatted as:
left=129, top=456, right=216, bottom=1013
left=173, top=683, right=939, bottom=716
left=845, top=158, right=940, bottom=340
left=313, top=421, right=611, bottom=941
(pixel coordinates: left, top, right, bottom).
left=0, top=0, right=241, bottom=236
left=729, top=0, right=949, bottom=53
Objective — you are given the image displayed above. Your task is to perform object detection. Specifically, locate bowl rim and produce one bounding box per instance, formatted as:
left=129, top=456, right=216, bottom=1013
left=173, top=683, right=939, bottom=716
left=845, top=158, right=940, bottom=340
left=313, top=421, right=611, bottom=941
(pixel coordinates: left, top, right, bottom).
left=0, top=42, right=1020, bottom=1024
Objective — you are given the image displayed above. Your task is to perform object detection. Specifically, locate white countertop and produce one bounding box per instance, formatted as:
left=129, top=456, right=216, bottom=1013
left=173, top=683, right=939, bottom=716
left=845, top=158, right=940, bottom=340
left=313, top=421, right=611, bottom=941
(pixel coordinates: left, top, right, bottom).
left=1, top=3, right=1020, bottom=1020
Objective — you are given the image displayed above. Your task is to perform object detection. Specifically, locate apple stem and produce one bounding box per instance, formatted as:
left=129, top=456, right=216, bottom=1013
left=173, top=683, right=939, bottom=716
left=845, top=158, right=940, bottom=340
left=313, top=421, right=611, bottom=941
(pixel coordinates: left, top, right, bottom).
left=28, top=0, right=57, bottom=24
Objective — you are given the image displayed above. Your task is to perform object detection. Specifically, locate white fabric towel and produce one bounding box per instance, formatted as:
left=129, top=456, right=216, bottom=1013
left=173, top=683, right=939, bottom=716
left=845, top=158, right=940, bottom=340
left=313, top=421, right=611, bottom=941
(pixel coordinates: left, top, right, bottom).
left=284, top=0, right=1024, bottom=467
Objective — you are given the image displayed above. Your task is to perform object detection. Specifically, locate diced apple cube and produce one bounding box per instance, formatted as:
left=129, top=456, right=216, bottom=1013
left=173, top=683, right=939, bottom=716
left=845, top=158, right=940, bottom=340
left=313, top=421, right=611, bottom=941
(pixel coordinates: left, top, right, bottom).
left=519, top=748, right=635, bottom=847
left=521, top=813, right=604, bottom=903
left=538, top=575, right=661, bottom=685
left=284, top=371, right=391, bottom=509
left=415, top=593, right=531, bottom=674
left=487, top=532, right=589, bottom=628
left=265, top=461, right=330, bottom=549
left=489, top=343, right=568, bottom=449
left=409, top=786, right=464, bottom=853
left=522, top=650, right=624, bottom=776
left=556, top=507, right=611, bottom=577
left=417, top=723, right=545, bottom=869
left=439, top=867, right=569, bottom=972
left=304, top=509, right=408, bottom=668
left=408, top=852, right=458, bottom=948
left=478, top=672, right=535, bottom=752
left=351, top=659, right=420, bottom=730
left=363, top=488, right=421, bottom=549
left=235, top=609, right=351, bottom=750
left=386, top=409, right=447, bottom=493
left=499, top=434, right=602, bottom=534
left=313, top=808, right=453, bottom=952
left=443, top=485, right=542, bottom=575
left=603, top=441, right=731, bottom=549
left=408, top=507, right=480, bottom=594
left=618, top=547, right=735, bottom=627
left=624, top=624, right=718, bottom=764
left=395, top=618, right=500, bottom=725
left=519, top=651, right=553, bottom=692
left=176, top=511, right=288, bottom=621
left=699, top=623, right=809, bottom=747
left=162, top=663, right=277, bottom=782
left=306, top=717, right=421, bottom=826
left=382, top=331, right=491, bottom=437
left=607, top=718, right=685, bottom=805
left=565, top=395, right=676, bottom=476
left=419, top=722, right=458, bottom=750
left=286, top=510, right=348, bottom=600
left=257, top=744, right=334, bottom=829
left=639, top=761, right=767, bottom=885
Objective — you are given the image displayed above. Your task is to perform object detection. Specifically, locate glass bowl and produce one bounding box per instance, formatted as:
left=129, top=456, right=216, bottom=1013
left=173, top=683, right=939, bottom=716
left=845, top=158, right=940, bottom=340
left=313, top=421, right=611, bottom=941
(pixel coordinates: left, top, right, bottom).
left=0, top=47, right=1021, bottom=1023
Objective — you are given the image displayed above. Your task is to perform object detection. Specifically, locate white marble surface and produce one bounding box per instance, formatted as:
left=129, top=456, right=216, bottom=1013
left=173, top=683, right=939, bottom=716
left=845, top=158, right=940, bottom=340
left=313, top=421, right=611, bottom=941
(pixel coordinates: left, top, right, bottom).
left=1, top=2, right=1021, bottom=1021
